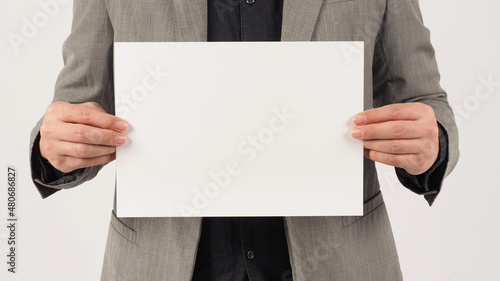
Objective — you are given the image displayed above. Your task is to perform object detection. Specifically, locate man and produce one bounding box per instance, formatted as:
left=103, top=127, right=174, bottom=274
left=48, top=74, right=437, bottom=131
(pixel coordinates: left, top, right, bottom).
left=30, top=0, right=459, bottom=280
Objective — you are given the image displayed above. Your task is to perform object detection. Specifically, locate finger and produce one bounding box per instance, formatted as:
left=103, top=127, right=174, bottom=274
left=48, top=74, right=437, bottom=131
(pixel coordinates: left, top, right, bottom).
left=351, top=121, right=422, bottom=140
left=46, top=122, right=126, bottom=146
left=79, top=101, right=105, bottom=111
left=353, top=103, right=431, bottom=125
left=55, top=153, right=116, bottom=173
left=58, top=141, right=117, bottom=159
left=47, top=102, right=128, bottom=132
left=363, top=148, right=415, bottom=170
left=363, top=139, right=421, bottom=155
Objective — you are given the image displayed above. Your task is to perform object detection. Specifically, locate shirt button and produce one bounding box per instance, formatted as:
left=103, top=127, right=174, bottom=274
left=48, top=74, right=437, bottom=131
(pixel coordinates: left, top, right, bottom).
left=246, top=250, right=255, bottom=260
left=246, top=0, right=255, bottom=4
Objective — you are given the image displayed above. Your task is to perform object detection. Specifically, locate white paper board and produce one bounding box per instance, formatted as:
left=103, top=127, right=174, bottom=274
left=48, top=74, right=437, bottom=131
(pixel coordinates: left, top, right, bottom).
left=114, top=42, right=364, bottom=217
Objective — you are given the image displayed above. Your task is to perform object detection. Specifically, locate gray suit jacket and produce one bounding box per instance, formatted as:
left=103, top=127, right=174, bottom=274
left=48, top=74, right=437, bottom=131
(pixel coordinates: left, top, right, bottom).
left=30, top=0, right=459, bottom=280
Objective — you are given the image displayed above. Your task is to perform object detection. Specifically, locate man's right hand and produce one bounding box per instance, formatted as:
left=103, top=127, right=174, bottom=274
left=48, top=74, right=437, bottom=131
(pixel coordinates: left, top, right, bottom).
left=39, top=101, right=128, bottom=173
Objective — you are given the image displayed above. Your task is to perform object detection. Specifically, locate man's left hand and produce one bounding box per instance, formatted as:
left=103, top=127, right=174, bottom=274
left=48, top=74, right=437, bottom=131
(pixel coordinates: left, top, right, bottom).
left=351, top=103, right=439, bottom=176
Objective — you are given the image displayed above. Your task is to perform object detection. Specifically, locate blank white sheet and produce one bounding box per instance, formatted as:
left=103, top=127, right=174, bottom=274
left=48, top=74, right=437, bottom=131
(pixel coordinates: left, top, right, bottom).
left=114, top=42, right=364, bottom=217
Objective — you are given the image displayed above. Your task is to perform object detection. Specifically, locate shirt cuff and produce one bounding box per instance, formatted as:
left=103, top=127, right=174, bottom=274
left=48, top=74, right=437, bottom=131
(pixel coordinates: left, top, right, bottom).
left=395, top=122, right=449, bottom=206
left=31, top=133, right=85, bottom=198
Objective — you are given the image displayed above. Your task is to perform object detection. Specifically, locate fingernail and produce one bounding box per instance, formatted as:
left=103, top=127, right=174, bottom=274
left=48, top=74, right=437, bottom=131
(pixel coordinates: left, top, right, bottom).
left=351, top=128, right=363, bottom=139
left=115, top=120, right=128, bottom=131
left=115, top=135, right=127, bottom=145
left=353, top=114, right=366, bottom=125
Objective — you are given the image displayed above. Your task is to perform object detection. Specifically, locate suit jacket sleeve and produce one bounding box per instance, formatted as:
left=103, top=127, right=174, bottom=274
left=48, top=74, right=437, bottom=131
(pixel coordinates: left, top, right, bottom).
left=29, top=0, right=114, bottom=198
left=372, top=0, right=459, bottom=205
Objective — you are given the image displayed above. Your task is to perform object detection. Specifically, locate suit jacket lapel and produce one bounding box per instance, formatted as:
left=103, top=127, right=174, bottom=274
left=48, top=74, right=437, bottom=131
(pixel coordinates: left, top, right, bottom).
left=281, top=0, right=324, bottom=41
left=172, top=0, right=324, bottom=42
left=173, top=0, right=207, bottom=41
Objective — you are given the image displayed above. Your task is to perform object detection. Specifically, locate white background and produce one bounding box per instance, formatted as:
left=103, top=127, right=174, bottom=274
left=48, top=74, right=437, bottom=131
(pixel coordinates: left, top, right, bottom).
left=0, top=0, right=498, bottom=280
